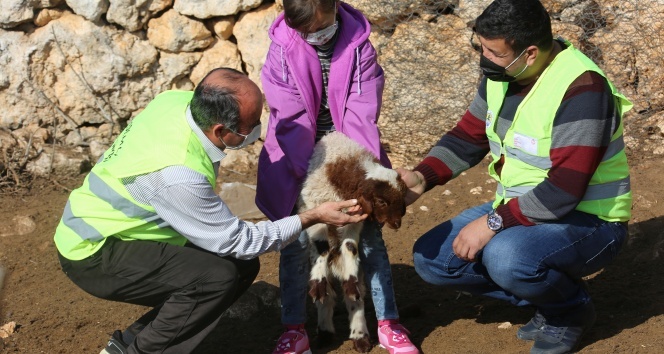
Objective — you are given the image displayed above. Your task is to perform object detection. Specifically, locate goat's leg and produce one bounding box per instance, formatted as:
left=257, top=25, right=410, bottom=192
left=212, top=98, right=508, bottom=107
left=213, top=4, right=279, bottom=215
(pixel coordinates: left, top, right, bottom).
left=330, top=238, right=370, bottom=351
left=331, top=239, right=362, bottom=302
left=344, top=270, right=371, bottom=353
left=308, top=253, right=330, bottom=303
left=314, top=279, right=336, bottom=348
left=307, top=225, right=332, bottom=303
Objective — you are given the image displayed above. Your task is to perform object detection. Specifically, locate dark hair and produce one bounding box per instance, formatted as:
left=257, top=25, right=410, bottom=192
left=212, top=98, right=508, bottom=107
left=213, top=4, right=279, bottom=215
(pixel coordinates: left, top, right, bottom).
left=190, top=68, right=245, bottom=131
left=474, top=0, right=553, bottom=53
left=283, top=0, right=337, bottom=34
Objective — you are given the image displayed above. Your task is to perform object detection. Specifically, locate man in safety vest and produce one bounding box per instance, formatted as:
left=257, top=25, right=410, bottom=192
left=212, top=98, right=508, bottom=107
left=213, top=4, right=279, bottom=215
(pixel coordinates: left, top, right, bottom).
left=54, top=67, right=367, bottom=354
left=398, top=1, right=631, bottom=353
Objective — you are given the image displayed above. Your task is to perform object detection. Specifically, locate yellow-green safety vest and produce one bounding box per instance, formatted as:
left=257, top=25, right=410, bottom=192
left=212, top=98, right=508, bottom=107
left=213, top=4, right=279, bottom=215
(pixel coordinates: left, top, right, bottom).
left=485, top=40, right=632, bottom=222
left=54, top=91, right=217, bottom=260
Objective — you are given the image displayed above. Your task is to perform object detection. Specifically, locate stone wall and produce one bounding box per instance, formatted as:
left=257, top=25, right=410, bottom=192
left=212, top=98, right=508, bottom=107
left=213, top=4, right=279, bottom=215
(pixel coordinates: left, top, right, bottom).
left=0, top=0, right=662, bottom=179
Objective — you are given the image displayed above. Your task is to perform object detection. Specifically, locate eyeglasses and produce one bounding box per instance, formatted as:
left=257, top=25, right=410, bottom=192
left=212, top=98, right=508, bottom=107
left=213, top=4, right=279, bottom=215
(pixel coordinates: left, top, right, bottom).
left=219, top=123, right=262, bottom=150
left=227, top=126, right=256, bottom=144
left=231, top=129, right=249, bottom=140
left=469, top=30, right=482, bottom=53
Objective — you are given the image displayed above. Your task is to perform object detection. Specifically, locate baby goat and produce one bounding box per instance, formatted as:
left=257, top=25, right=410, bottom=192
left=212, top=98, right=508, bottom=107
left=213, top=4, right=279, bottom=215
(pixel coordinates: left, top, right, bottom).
left=297, top=132, right=407, bottom=352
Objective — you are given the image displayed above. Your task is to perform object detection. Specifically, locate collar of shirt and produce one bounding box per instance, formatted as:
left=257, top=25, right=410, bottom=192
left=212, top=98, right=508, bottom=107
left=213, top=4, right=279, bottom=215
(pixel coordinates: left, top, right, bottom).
left=186, top=105, right=227, bottom=164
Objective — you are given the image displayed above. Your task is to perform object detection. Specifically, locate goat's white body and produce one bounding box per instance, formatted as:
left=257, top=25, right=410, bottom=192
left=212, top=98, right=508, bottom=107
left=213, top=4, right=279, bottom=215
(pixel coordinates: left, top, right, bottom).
left=298, top=132, right=401, bottom=348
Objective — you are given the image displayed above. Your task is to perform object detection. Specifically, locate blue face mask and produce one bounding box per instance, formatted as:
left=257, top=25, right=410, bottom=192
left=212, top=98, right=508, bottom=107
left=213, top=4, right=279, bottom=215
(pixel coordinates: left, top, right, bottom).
left=220, top=124, right=262, bottom=150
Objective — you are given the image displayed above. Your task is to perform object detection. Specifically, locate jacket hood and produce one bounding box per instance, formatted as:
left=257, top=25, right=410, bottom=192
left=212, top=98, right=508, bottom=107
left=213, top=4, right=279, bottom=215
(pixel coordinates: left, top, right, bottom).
left=268, top=2, right=371, bottom=49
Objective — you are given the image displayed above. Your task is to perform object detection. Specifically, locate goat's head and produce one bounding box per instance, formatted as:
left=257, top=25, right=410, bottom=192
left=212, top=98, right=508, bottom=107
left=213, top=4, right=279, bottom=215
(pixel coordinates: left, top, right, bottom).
left=357, top=176, right=407, bottom=229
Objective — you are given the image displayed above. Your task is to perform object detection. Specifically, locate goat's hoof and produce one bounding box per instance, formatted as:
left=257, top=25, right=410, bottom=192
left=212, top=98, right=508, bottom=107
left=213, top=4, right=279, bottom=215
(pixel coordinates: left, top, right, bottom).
left=308, top=278, right=328, bottom=303
left=352, top=334, right=372, bottom=353
left=316, top=329, right=335, bottom=348
left=342, top=275, right=361, bottom=301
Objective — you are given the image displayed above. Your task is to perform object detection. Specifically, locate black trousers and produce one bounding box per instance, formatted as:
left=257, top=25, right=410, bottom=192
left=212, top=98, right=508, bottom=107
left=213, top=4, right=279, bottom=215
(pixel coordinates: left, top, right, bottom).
left=58, top=237, right=260, bottom=354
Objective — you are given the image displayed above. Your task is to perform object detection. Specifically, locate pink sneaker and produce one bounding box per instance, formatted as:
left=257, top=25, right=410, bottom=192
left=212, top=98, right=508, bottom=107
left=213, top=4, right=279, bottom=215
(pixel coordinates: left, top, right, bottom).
left=272, top=329, right=312, bottom=354
left=378, top=323, right=419, bottom=354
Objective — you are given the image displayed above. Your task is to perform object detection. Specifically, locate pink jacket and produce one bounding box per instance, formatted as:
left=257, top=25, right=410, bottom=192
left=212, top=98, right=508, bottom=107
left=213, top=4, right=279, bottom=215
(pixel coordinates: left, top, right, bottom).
left=256, top=2, right=389, bottom=221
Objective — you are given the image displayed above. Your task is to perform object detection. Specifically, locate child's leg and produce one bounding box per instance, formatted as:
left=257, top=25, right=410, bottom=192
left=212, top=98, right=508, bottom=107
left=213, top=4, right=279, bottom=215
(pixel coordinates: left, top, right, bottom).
left=359, top=221, right=399, bottom=321
left=279, top=230, right=311, bottom=325
left=359, top=222, right=420, bottom=354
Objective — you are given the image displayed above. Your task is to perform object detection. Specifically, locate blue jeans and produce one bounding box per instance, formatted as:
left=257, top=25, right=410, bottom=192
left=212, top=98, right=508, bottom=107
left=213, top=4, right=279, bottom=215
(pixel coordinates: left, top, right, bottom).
left=413, top=202, right=627, bottom=316
left=279, top=221, right=399, bottom=325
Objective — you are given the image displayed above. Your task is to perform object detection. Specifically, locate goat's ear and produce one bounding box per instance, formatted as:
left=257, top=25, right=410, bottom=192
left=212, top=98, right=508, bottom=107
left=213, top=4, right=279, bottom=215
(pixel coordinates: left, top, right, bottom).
left=357, top=195, right=373, bottom=216
left=375, top=197, right=387, bottom=208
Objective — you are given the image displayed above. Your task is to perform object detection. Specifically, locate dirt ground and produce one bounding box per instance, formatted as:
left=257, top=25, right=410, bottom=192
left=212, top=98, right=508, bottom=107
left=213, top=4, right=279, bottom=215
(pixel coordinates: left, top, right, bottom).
left=0, top=152, right=663, bottom=354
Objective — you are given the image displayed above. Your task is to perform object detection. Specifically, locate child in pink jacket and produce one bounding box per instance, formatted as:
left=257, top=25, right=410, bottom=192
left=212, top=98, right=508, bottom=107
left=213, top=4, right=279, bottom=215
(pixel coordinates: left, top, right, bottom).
left=256, top=1, right=419, bottom=354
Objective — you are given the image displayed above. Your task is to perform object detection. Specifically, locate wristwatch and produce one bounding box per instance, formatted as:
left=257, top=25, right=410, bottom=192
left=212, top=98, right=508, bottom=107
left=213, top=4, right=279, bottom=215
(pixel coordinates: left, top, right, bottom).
left=487, top=209, right=504, bottom=233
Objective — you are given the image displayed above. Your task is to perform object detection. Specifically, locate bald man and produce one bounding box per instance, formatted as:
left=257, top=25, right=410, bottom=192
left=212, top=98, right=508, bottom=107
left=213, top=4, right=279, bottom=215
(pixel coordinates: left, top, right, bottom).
left=54, top=68, right=367, bottom=354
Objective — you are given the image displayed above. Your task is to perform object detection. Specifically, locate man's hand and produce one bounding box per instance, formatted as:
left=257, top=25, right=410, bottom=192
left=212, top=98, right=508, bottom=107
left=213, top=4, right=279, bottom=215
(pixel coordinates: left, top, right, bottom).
left=452, top=215, right=496, bottom=262
left=396, top=168, right=426, bottom=206
left=299, top=199, right=368, bottom=229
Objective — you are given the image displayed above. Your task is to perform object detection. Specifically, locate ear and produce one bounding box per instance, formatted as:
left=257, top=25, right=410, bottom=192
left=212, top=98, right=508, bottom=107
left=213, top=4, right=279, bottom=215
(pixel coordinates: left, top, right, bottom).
left=525, top=45, right=539, bottom=66
left=374, top=197, right=387, bottom=208
left=357, top=195, right=373, bottom=217
left=213, top=123, right=226, bottom=138
left=206, top=123, right=222, bottom=141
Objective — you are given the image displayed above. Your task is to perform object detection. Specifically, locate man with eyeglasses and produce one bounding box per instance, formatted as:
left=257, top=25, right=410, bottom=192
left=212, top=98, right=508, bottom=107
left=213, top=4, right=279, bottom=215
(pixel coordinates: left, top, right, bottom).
left=54, top=67, right=368, bottom=354
left=398, top=1, right=632, bottom=353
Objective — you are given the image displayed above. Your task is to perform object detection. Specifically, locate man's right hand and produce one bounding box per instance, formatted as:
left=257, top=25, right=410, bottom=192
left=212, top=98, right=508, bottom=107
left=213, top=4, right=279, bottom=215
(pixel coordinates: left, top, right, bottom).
left=298, top=199, right=368, bottom=229
left=396, top=168, right=426, bottom=206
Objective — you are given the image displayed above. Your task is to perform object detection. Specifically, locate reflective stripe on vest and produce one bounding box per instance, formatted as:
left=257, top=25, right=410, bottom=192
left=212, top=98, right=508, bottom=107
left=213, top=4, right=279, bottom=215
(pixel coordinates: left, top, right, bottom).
left=61, top=172, right=164, bottom=241
left=492, top=135, right=626, bottom=171
left=497, top=175, right=631, bottom=201
left=61, top=201, right=102, bottom=241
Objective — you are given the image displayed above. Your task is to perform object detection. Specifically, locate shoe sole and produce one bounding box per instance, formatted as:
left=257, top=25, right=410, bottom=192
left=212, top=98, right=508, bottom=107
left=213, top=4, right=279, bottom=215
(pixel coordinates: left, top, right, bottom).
left=517, top=329, right=538, bottom=341
left=379, top=343, right=420, bottom=354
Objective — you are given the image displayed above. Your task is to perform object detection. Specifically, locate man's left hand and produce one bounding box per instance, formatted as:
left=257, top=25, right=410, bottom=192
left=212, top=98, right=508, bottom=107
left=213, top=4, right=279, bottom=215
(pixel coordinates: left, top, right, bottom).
left=452, top=215, right=496, bottom=262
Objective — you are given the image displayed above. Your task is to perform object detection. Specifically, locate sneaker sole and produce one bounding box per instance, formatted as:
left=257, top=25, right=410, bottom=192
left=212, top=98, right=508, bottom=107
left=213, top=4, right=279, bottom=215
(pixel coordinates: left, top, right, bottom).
left=379, top=344, right=420, bottom=354
left=516, top=329, right=538, bottom=341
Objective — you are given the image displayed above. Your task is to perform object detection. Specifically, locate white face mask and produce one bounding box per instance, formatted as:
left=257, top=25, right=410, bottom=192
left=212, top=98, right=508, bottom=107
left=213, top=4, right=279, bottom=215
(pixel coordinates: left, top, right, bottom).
left=220, top=124, right=261, bottom=150
left=301, top=21, right=338, bottom=46
left=299, top=7, right=338, bottom=47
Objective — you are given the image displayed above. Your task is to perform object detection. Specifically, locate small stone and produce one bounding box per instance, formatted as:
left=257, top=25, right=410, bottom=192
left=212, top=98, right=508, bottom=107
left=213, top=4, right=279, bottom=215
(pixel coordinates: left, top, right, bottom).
left=498, top=322, right=513, bottom=329
left=419, top=206, right=429, bottom=212
left=470, top=187, right=483, bottom=195
left=0, top=216, right=36, bottom=237
left=0, top=322, right=16, bottom=339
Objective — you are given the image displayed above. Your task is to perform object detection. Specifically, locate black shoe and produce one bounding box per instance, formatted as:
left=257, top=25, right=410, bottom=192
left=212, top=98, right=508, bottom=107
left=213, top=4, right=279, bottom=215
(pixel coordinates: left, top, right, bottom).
left=517, top=310, right=546, bottom=341
left=530, top=301, right=596, bottom=354
left=99, top=330, right=128, bottom=354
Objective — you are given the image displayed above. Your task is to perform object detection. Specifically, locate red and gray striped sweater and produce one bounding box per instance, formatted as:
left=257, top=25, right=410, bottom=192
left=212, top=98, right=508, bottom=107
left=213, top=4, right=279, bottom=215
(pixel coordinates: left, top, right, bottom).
left=414, top=71, right=620, bottom=229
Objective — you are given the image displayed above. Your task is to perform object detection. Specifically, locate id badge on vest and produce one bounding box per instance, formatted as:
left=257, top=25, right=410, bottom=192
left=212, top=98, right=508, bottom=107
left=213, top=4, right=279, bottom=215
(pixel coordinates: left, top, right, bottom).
left=513, top=132, right=538, bottom=155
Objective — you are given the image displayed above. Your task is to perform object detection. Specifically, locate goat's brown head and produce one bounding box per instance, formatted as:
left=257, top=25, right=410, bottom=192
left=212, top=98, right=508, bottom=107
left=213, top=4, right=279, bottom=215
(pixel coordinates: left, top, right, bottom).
left=357, top=176, right=407, bottom=229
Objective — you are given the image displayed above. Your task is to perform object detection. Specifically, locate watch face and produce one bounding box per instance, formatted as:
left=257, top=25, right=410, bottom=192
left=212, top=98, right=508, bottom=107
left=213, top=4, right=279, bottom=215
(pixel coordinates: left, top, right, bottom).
left=488, top=213, right=503, bottom=231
